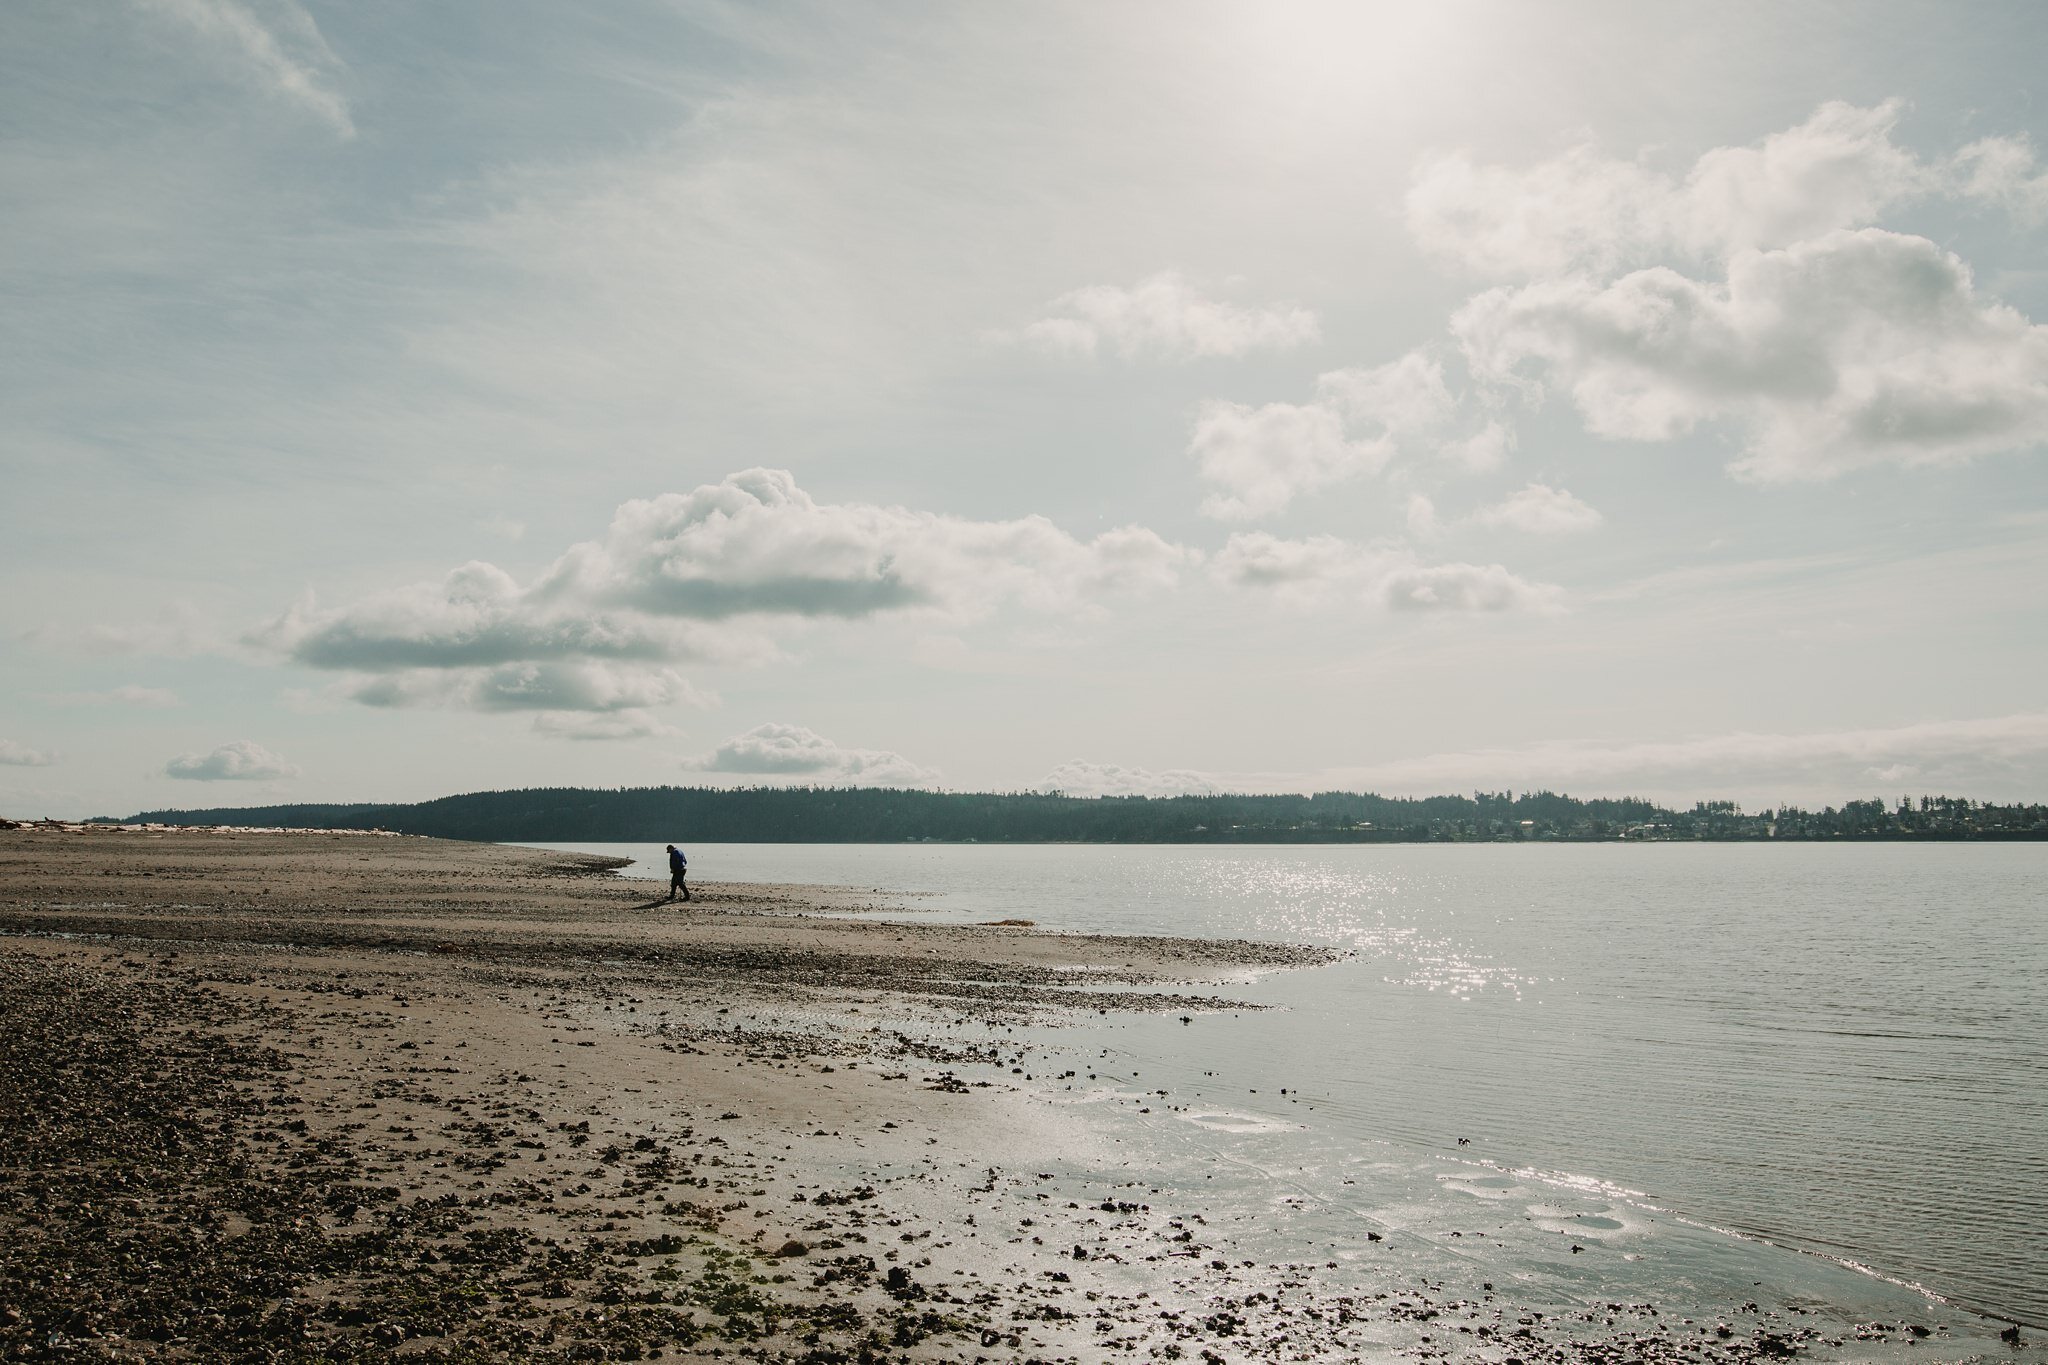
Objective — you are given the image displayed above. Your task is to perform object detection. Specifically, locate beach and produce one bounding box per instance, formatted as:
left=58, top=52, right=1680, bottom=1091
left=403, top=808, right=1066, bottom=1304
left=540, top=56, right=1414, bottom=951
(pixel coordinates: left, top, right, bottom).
left=0, top=828, right=2013, bottom=1362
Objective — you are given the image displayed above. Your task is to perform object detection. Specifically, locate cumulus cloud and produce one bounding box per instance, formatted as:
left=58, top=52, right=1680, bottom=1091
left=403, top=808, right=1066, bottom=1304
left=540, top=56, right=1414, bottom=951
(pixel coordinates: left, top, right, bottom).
left=1952, top=135, right=2048, bottom=223
left=1037, top=760, right=1221, bottom=797
left=1469, top=484, right=1603, bottom=534
left=135, top=0, right=354, bottom=138
left=46, top=686, right=183, bottom=708
left=270, top=562, right=692, bottom=672
left=1212, top=532, right=1561, bottom=613
left=687, top=723, right=938, bottom=786
left=546, top=469, right=1191, bottom=621
left=347, top=662, right=708, bottom=714
left=1399, top=104, right=2048, bottom=483
left=1015, top=272, right=1318, bottom=361
left=259, top=469, right=1190, bottom=718
left=1190, top=350, right=1507, bottom=518
left=1190, top=400, right=1390, bottom=520
left=164, top=739, right=298, bottom=781
left=1330, top=713, right=2048, bottom=804
left=1407, top=100, right=1930, bottom=279
left=1454, top=228, right=2048, bottom=480
left=0, top=740, right=59, bottom=767
left=1314, top=351, right=1463, bottom=439
left=1436, top=420, right=1513, bottom=473
left=1406, top=145, right=1671, bottom=281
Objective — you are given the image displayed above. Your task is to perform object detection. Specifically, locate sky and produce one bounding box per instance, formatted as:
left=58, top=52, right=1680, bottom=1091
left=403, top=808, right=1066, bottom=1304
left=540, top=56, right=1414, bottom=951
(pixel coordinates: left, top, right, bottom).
left=6, top=0, right=2048, bottom=817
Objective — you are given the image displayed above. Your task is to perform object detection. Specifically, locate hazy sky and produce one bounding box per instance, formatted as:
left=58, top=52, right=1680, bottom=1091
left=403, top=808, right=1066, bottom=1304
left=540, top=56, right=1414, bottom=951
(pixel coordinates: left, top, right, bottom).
left=7, top=0, right=2048, bottom=816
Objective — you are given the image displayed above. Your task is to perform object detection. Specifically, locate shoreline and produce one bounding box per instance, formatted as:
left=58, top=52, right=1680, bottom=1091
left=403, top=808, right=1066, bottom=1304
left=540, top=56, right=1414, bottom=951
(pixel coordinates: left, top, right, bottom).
left=0, top=828, right=2024, bottom=1361
left=35, top=817, right=2048, bottom=845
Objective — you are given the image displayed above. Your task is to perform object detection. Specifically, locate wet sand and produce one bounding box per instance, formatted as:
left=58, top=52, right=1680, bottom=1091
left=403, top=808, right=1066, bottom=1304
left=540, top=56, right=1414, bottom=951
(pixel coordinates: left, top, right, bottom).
left=0, top=828, right=1989, bottom=1362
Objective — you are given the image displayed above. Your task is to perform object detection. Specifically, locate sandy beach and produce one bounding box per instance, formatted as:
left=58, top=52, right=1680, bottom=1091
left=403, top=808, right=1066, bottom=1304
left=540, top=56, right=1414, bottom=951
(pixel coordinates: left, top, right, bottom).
left=0, top=828, right=1957, bottom=1363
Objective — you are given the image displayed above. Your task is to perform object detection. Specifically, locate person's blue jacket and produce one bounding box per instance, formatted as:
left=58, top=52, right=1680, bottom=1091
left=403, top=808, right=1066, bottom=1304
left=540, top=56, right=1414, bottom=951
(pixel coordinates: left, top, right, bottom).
left=668, top=847, right=687, bottom=874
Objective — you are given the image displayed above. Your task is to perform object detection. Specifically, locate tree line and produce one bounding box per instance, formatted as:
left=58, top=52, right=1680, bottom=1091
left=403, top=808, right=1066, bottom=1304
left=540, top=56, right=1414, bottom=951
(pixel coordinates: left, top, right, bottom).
left=108, top=786, right=2048, bottom=842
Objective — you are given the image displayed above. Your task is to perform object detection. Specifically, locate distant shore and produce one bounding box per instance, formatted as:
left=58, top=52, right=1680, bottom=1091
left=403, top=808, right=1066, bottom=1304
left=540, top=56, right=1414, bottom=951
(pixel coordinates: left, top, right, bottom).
left=52, top=776, right=2048, bottom=846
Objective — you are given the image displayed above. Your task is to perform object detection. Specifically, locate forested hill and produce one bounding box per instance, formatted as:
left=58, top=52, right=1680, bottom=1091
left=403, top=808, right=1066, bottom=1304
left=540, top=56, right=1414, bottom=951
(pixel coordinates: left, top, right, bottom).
left=105, top=786, right=2048, bottom=842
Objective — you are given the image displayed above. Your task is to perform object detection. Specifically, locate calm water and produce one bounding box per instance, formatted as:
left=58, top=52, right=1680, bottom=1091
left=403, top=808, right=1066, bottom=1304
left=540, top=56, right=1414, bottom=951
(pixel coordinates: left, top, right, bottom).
left=526, top=841, right=2047, bottom=1328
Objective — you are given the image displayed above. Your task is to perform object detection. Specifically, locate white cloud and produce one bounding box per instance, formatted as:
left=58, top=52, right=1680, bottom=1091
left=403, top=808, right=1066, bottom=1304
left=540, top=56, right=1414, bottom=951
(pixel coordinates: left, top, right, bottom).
left=1211, top=532, right=1562, bottom=613
left=1406, top=484, right=1599, bottom=539
left=260, top=469, right=1190, bottom=714
left=1037, top=760, right=1221, bottom=797
left=1212, top=532, right=1373, bottom=601
left=164, top=739, right=298, bottom=781
left=1436, top=420, right=1513, bottom=472
left=531, top=710, right=681, bottom=742
left=1016, top=271, right=1318, bottom=361
left=1380, top=560, right=1562, bottom=613
left=1454, top=229, right=2048, bottom=480
left=1190, top=400, right=1390, bottom=520
left=539, top=468, right=1191, bottom=621
left=135, top=0, right=354, bottom=138
left=1469, top=483, right=1603, bottom=534
left=1400, top=105, right=2048, bottom=485
left=46, top=685, right=183, bottom=708
left=1952, top=135, right=2048, bottom=223
left=348, top=662, right=708, bottom=715
left=687, top=722, right=938, bottom=786
left=1404, top=493, right=1441, bottom=539
left=1190, top=351, right=1510, bottom=518
left=268, top=563, right=699, bottom=672
left=1314, top=350, right=1459, bottom=439
left=1407, top=100, right=1930, bottom=279
left=1329, top=713, right=2048, bottom=804
left=1683, top=100, right=1931, bottom=255
left=0, top=741, right=59, bottom=767
left=1406, top=144, right=1673, bottom=281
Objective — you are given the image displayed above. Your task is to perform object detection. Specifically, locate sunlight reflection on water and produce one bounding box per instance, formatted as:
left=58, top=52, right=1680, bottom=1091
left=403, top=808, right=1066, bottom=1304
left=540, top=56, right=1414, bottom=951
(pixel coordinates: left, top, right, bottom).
left=1112, top=856, right=1540, bottom=997
left=526, top=840, right=2047, bottom=1328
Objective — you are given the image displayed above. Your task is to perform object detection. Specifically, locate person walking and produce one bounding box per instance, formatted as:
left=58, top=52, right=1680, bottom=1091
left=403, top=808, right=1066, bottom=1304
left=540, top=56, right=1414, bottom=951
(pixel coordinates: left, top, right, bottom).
left=665, top=844, right=690, bottom=903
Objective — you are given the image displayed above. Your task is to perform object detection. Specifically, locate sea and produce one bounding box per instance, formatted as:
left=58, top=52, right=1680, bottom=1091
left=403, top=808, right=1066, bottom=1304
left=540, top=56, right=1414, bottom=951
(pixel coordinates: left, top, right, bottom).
left=520, top=841, right=2047, bottom=1333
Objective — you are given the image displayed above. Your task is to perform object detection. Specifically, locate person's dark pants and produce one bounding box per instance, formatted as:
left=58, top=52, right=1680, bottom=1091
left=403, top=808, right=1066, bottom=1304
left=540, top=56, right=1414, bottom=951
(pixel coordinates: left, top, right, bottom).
left=669, top=871, right=689, bottom=902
